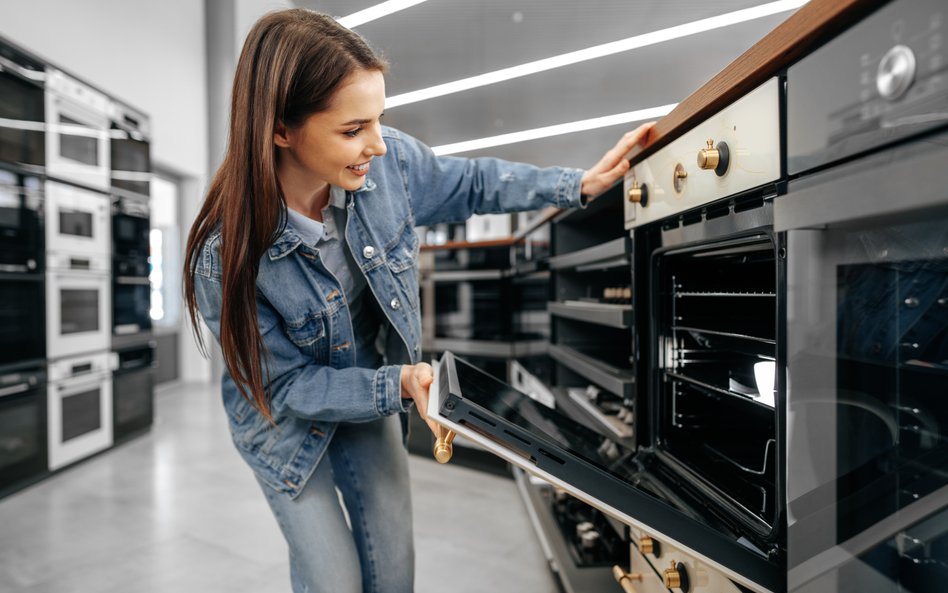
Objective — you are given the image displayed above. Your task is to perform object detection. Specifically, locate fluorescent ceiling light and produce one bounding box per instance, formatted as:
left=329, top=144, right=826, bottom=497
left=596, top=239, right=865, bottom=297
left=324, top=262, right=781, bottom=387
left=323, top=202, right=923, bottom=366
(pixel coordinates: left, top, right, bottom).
left=337, top=0, right=429, bottom=28
left=431, top=103, right=677, bottom=156
left=387, top=0, right=807, bottom=109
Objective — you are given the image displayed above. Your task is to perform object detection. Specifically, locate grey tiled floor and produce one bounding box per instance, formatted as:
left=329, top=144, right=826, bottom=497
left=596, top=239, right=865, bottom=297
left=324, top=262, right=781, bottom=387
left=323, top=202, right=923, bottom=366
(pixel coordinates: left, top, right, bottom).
left=0, top=381, right=558, bottom=593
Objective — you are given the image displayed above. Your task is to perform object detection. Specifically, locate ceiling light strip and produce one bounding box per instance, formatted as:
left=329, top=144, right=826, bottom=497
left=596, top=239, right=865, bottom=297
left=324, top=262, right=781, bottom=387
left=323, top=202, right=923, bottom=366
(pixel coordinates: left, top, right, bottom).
left=387, top=0, right=807, bottom=109
left=431, top=103, right=677, bottom=156
left=337, top=0, right=430, bottom=29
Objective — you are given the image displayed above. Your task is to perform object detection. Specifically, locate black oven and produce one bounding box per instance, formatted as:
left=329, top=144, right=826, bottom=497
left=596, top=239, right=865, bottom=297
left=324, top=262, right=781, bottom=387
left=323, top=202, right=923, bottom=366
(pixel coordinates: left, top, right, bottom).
left=112, top=195, right=151, bottom=337
left=109, top=100, right=150, bottom=199
left=0, top=274, right=45, bottom=368
left=0, top=366, right=47, bottom=496
left=112, top=341, right=155, bottom=442
left=0, top=167, right=43, bottom=274
left=0, top=40, right=45, bottom=172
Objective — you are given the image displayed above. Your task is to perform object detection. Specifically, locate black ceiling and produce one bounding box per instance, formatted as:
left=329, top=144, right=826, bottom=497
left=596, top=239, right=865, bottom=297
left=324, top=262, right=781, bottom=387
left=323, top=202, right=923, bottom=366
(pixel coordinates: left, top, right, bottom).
left=296, top=1, right=794, bottom=168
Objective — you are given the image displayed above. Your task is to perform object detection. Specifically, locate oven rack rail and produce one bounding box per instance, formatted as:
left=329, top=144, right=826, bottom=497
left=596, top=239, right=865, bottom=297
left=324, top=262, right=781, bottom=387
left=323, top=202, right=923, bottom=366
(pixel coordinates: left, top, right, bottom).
left=665, top=370, right=775, bottom=409
left=548, top=236, right=630, bottom=272
left=548, top=343, right=634, bottom=399
left=548, top=301, right=632, bottom=329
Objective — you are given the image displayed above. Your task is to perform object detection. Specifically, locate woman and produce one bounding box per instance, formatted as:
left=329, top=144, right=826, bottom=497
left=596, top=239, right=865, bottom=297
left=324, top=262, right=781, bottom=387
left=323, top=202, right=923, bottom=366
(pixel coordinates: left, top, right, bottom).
left=184, top=8, right=653, bottom=593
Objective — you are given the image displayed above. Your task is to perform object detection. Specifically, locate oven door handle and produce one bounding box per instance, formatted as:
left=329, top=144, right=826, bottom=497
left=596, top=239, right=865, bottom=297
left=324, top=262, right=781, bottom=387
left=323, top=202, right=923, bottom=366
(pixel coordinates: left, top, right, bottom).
left=0, top=55, right=46, bottom=83
left=0, top=382, right=32, bottom=399
left=115, top=276, right=151, bottom=286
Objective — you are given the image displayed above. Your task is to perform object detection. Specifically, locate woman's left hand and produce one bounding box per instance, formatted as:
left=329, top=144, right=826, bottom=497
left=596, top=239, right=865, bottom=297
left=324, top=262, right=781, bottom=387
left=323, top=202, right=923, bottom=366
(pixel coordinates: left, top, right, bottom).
left=580, top=122, right=656, bottom=199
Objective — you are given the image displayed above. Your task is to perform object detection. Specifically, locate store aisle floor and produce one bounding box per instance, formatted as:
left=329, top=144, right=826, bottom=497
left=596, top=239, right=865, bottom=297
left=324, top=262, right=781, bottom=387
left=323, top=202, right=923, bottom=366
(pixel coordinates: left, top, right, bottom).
left=0, top=381, right=559, bottom=593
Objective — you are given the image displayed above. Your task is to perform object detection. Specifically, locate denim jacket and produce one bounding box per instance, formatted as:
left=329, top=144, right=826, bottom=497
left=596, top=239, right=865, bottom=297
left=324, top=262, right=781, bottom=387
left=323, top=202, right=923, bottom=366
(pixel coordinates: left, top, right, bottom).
left=192, top=126, right=585, bottom=497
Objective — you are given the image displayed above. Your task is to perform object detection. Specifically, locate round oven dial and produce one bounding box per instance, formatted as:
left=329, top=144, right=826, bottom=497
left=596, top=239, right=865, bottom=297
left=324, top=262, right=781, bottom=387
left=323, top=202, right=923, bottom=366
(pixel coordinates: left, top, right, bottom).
left=876, top=44, right=916, bottom=101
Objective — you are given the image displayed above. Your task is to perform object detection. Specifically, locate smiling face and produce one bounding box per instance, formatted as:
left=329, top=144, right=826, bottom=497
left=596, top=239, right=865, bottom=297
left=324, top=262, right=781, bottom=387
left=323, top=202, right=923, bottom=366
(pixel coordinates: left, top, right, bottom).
left=274, top=68, right=387, bottom=195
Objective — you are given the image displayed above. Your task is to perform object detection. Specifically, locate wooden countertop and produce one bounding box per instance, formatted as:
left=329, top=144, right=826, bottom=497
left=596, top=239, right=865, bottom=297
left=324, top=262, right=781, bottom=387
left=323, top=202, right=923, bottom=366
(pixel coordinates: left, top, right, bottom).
left=627, top=0, right=889, bottom=165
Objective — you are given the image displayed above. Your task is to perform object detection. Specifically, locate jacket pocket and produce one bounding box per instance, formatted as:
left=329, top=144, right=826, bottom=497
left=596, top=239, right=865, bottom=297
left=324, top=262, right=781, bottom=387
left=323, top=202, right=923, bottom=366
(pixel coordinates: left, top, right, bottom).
left=283, top=310, right=329, bottom=363
left=385, top=223, right=420, bottom=310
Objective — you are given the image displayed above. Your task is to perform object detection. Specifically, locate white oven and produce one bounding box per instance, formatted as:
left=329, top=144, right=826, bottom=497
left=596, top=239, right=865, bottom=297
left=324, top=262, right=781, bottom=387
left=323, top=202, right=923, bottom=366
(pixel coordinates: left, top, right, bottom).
left=47, top=351, right=114, bottom=470
left=44, top=68, right=110, bottom=191
left=46, top=253, right=110, bottom=360
left=45, top=179, right=110, bottom=257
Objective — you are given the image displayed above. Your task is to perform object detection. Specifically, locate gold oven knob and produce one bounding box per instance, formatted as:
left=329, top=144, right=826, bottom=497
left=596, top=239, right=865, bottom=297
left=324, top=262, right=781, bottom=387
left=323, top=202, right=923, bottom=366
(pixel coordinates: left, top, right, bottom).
left=433, top=428, right=456, bottom=464
left=638, top=535, right=654, bottom=555
left=627, top=180, right=649, bottom=206
left=663, top=561, right=690, bottom=591
left=697, top=138, right=719, bottom=170
left=697, top=138, right=730, bottom=176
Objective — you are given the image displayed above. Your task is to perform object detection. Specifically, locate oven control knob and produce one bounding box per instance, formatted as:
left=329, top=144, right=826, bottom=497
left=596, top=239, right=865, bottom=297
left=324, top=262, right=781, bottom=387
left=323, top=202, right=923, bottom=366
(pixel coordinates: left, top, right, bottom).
left=697, top=139, right=729, bottom=176
left=639, top=535, right=659, bottom=556
left=877, top=44, right=916, bottom=101
left=627, top=180, right=648, bottom=206
left=663, top=561, right=690, bottom=592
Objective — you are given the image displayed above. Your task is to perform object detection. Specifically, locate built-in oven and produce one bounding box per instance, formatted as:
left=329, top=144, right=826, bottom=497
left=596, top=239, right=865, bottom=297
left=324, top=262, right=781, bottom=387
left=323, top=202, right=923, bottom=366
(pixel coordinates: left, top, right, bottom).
left=781, top=2, right=947, bottom=589
left=47, top=351, right=113, bottom=470
left=112, top=341, right=155, bottom=442
left=0, top=167, right=44, bottom=274
left=0, top=366, right=47, bottom=495
left=0, top=273, right=45, bottom=369
left=109, top=100, right=150, bottom=199
left=45, top=179, right=110, bottom=257
left=0, top=40, right=46, bottom=171
left=44, top=68, right=110, bottom=191
left=112, top=194, right=151, bottom=338
left=46, top=252, right=110, bottom=360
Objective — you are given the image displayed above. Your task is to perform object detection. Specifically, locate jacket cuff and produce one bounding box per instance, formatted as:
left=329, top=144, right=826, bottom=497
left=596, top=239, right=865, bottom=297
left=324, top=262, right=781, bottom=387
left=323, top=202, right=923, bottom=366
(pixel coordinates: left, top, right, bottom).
left=374, top=364, right=412, bottom=416
left=555, top=168, right=586, bottom=209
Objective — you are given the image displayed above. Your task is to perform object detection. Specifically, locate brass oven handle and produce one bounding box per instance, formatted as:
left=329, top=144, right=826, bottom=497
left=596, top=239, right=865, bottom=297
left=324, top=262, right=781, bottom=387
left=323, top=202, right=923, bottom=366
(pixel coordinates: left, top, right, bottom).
left=612, top=565, right=642, bottom=593
left=433, top=428, right=457, bottom=464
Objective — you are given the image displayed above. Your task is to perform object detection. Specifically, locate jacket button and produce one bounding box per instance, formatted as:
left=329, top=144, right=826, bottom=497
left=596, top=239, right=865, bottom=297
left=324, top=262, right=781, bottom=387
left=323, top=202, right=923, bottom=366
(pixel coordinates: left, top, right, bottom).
left=390, top=298, right=401, bottom=310
left=363, top=245, right=376, bottom=259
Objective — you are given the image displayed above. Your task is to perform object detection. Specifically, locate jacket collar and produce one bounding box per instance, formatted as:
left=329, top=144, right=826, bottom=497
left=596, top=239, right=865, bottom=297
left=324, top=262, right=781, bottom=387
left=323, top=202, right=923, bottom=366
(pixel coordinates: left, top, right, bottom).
left=268, top=177, right=375, bottom=260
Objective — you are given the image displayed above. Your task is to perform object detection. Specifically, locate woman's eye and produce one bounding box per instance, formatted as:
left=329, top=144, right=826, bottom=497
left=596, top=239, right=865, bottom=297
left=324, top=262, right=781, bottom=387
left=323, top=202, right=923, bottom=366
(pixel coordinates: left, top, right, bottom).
left=344, top=128, right=362, bottom=137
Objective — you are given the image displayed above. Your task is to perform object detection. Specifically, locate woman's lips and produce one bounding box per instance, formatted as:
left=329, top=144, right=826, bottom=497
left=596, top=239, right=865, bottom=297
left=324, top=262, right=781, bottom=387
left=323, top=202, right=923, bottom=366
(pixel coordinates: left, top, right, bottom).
left=347, top=162, right=369, bottom=175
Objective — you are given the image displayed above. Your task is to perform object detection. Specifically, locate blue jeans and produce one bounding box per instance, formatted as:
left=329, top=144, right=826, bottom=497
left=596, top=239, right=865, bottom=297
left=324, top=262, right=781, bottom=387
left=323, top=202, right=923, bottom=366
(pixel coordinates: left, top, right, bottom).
left=258, top=414, right=414, bottom=593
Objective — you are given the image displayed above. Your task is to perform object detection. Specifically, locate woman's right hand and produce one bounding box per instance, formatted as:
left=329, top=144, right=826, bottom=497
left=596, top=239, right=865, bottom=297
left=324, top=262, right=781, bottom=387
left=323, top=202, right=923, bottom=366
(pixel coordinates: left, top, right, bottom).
left=400, top=363, right=441, bottom=437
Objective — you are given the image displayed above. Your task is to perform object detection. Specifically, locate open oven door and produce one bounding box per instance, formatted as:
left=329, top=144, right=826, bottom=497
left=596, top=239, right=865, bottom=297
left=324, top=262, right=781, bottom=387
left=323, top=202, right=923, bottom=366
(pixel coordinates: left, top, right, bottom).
left=429, top=351, right=784, bottom=593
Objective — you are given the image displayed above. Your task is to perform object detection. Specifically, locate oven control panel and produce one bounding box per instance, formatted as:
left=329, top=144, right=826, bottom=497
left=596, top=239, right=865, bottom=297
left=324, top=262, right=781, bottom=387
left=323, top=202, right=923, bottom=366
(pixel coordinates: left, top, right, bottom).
left=625, top=525, right=745, bottom=593
left=623, top=78, right=780, bottom=230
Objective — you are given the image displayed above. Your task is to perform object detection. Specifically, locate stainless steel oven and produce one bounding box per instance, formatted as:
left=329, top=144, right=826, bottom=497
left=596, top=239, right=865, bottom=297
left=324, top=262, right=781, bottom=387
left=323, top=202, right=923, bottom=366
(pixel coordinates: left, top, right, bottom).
left=45, top=179, right=110, bottom=257
left=782, top=2, right=947, bottom=589
left=109, top=100, right=150, bottom=199
left=0, top=366, right=47, bottom=495
left=112, top=341, right=155, bottom=442
left=44, top=68, right=110, bottom=191
left=0, top=40, right=45, bottom=172
left=46, top=252, right=110, bottom=360
left=47, top=351, right=113, bottom=470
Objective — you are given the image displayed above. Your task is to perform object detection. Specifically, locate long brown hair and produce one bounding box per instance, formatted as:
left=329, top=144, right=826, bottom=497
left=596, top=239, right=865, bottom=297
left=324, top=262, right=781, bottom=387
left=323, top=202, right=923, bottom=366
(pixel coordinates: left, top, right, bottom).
left=183, top=9, right=388, bottom=421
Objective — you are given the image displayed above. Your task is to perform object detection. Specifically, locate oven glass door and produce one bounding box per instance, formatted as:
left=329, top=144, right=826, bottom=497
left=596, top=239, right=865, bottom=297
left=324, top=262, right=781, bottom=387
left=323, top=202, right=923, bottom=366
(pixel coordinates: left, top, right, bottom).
left=113, top=276, right=151, bottom=335
left=0, top=371, right=47, bottom=491
left=45, top=180, right=110, bottom=257
left=48, top=372, right=112, bottom=470
left=45, top=94, right=110, bottom=190
left=433, top=351, right=782, bottom=593
left=47, top=270, right=110, bottom=359
left=0, top=68, right=44, bottom=169
left=0, top=169, right=43, bottom=272
left=110, top=133, right=150, bottom=197
left=0, top=274, right=44, bottom=366
left=112, top=206, right=150, bottom=260
left=112, top=347, right=154, bottom=440
left=786, top=215, right=948, bottom=590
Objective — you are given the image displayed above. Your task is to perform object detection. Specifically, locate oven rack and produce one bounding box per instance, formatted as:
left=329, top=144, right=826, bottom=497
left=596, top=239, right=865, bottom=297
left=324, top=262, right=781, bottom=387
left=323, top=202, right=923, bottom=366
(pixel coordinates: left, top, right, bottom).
left=548, top=236, right=630, bottom=271
left=665, top=369, right=774, bottom=409
left=549, top=343, right=634, bottom=399
left=548, top=301, right=632, bottom=329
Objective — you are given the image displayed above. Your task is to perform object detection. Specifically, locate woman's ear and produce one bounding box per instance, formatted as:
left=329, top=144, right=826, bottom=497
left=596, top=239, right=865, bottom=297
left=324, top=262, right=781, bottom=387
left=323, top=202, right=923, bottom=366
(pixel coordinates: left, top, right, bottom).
left=273, top=121, right=292, bottom=149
